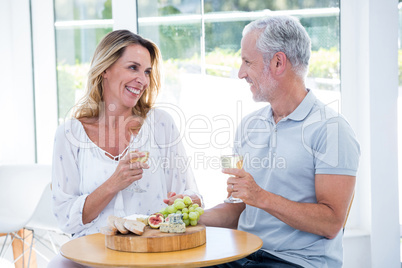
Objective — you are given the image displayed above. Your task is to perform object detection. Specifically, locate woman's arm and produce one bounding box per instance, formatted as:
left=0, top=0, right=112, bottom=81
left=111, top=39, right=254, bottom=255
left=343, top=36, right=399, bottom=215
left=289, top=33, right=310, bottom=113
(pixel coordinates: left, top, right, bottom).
left=52, top=121, right=90, bottom=234
left=52, top=121, right=149, bottom=232
left=82, top=156, right=149, bottom=224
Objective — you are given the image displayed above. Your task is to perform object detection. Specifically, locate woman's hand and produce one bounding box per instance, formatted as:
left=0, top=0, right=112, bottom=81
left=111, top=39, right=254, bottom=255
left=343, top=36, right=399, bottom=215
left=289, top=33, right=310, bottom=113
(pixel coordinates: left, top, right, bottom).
left=163, top=192, right=202, bottom=207
left=108, top=151, right=149, bottom=193
left=83, top=151, right=149, bottom=225
left=163, top=192, right=178, bottom=205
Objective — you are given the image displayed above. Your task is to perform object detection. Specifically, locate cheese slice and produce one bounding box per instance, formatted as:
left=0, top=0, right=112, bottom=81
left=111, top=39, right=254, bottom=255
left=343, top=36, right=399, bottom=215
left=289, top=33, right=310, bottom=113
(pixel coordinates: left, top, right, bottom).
left=159, top=222, right=170, bottom=233
left=169, top=223, right=186, bottom=233
left=159, top=222, right=186, bottom=233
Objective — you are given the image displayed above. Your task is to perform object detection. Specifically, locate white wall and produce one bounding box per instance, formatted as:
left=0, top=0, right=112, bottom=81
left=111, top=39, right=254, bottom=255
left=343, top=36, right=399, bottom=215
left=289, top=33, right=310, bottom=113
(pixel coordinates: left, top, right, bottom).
left=31, top=0, right=58, bottom=164
left=0, top=0, right=36, bottom=164
left=368, top=0, right=400, bottom=266
left=0, top=0, right=57, bottom=165
left=112, top=0, right=138, bottom=33
left=341, top=0, right=400, bottom=267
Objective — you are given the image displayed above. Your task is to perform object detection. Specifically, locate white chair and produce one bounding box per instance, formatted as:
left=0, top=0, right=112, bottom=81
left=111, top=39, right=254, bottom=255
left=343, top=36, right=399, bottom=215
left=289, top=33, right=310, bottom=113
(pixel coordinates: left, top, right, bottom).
left=25, top=182, right=70, bottom=263
left=0, top=164, right=51, bottom=266
left=343, top=192, right=355, bottom=232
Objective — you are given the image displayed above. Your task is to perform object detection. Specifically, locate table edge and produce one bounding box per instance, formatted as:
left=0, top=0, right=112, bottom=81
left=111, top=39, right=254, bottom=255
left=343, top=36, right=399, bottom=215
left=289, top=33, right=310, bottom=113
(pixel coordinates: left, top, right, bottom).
left=61, top=226, right=263, bottom=267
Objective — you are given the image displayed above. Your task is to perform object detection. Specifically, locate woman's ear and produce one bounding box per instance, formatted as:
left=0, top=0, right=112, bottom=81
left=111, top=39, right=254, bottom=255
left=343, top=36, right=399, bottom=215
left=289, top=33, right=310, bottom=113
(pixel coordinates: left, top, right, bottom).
left=102, top=69, right=108, bottom=79
left=271, top=52, right=287, bottom=75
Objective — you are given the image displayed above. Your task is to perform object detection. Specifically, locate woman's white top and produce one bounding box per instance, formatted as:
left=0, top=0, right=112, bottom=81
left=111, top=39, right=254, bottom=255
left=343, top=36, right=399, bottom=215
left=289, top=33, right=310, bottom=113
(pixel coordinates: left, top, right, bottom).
left=52, top=109, right=201, bottom=238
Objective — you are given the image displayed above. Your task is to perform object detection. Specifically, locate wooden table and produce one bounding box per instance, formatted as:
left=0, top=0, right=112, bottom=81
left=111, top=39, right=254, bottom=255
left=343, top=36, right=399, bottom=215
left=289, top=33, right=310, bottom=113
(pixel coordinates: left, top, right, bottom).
left=60, top=227, right=263, bottom=267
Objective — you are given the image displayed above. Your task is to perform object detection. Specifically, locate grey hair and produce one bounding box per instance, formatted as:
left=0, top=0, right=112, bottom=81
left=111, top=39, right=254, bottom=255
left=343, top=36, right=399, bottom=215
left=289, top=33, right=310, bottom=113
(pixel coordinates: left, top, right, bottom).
left=243, top=15, right=311, bottom=78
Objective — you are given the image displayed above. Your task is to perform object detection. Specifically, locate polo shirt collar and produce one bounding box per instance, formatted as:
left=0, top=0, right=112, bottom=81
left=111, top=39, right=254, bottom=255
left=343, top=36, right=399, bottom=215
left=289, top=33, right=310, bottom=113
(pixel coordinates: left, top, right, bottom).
left=286, top=89, right=316, bottom=121
left=282, top=89, right=317, bottom=121
left=263, top=89, right=316, bottom=123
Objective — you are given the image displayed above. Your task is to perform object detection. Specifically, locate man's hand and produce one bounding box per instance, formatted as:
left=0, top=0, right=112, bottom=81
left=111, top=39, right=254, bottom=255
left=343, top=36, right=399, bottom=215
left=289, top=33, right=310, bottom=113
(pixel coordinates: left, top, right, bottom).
left=223, top=168, right=264, bottom=207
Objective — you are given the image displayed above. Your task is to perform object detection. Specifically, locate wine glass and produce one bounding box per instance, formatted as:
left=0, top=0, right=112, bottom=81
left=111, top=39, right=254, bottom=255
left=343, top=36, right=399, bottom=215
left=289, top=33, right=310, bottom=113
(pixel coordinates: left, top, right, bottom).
left=125, top=132, right=149, bottom=193
left=220, top=153, right=244, bottom=203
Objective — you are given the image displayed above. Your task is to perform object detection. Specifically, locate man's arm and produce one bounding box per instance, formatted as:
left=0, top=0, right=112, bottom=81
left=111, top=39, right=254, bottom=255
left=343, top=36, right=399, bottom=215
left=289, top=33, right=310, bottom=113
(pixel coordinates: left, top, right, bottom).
left=262, top=174, right=355, bottom=238
left=199, top=202, right=245, bottom=229
left=227, top=168, right=355, bottom=239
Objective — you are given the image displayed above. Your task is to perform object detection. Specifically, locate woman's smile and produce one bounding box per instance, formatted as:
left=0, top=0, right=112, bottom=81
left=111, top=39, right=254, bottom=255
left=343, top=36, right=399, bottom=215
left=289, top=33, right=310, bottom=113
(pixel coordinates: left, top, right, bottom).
left=126, top=86, right=142, bottom=95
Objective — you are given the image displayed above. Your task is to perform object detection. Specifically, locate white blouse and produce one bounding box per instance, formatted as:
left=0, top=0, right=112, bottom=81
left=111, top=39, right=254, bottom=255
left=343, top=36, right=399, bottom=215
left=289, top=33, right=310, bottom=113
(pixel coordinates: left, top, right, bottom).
left=52, top=108, right=201, bottom=238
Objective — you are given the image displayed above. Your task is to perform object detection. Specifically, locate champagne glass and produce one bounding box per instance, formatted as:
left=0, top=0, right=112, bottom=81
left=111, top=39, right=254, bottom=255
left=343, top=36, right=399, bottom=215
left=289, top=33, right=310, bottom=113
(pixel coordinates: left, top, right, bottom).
left=220, top=153, right=244, bottom=203
left=125, top=132, right=149, bottom=193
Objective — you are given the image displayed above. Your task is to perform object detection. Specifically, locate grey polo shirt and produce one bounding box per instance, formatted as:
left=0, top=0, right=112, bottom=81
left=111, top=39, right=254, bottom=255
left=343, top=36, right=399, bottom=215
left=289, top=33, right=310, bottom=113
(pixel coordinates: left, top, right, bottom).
left=236, top=90, right=360, bottom=268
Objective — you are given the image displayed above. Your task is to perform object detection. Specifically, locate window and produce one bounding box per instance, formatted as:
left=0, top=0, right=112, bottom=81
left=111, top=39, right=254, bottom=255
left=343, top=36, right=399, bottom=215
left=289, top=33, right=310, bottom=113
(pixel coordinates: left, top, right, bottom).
left=54, top=0, right=341, bottom=208
left=54, top=0, right=112, bottom=123
left=137, top=0, right=340, bottom=208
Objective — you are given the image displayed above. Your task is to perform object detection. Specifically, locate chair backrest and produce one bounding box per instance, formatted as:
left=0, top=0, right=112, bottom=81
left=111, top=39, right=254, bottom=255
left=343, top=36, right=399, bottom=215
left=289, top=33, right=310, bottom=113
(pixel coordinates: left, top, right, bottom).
left=0, top=164, right=51, bottom=233
left=26, top=182, right=62, bottom=233
left=343, top=192, right=355, bottom=230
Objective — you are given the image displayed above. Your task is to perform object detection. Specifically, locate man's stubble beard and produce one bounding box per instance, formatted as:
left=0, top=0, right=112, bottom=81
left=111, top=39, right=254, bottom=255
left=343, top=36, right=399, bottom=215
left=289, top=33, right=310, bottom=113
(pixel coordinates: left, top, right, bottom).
left=252, top=67, right=278, bottom=103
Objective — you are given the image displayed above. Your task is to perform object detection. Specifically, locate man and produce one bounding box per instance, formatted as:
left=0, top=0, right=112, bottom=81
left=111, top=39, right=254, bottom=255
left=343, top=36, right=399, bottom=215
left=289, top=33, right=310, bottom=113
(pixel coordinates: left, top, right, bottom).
left=200, top=15, right=360, bottom=268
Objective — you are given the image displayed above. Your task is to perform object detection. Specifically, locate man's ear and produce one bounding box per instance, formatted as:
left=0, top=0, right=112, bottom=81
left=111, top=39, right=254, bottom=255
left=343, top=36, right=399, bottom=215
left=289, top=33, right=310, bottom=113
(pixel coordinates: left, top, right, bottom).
left=271, top=52, right=287, bottom=75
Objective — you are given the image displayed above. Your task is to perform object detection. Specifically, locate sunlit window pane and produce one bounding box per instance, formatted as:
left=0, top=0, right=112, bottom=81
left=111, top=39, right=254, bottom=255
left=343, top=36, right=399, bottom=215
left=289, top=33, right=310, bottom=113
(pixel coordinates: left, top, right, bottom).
left=138, top=1, right=202, bottom=106
left=137, top=0, right=340, bottom=208
left=54, top=0, right=112, bottom=21
left=204, top=0, right=339, bottom=12
left=138, top=0, right=201, bottom=16
left=54, top=0, right=112, bottom=122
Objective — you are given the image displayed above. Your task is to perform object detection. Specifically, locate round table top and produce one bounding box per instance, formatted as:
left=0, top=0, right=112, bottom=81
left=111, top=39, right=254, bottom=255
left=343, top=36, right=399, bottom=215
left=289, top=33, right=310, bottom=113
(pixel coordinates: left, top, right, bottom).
left=61, top=226, right=263, bottom=267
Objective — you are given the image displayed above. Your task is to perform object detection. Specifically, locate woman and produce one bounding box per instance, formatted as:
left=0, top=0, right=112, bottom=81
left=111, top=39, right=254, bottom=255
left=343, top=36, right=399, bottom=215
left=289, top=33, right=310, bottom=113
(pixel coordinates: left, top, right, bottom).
left=51, top=30, right=202, bottom=242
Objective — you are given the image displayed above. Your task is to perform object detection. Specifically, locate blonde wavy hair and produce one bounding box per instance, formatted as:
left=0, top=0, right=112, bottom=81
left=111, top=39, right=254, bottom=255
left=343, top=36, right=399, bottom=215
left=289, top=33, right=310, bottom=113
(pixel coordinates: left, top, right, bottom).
left=73, top=30, right=162, bottom=119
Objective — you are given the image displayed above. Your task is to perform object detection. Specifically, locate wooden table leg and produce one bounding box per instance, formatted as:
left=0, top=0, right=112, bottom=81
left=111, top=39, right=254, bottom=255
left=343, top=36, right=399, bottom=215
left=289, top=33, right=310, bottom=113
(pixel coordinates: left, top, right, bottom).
left=12, top=229, right=37, bottom=268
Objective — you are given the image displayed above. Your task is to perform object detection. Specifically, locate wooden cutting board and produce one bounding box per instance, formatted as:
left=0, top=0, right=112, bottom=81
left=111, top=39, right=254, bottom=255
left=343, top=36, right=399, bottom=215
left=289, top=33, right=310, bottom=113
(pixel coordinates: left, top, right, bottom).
left=105, top=224, right=206, bottom=253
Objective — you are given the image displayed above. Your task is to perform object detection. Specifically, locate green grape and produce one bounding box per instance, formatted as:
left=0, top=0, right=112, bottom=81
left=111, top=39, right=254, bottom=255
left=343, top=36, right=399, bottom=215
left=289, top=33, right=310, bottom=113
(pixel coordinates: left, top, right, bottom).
left=189, top=206, right=195, bottom=213
left=191, top=204, right=199, bottom=209
left=167, top=205, right=177, bottom=214
left=174, top=201, right=185, bottom=210
left=182, top=212, right=189, bottom=220
left=194, top=211, right=200, bottom=220
left=182, top=207, right=189, bottom=214
left=159, top=207, right=167, bottom=214
left=190, top=220, right=198, bottom=226
left=189, top=212, right=198, bottom=221
left=183, top=218, right=190, bottom=226
left=174, top=198, right=184, bottom=204
left=183, top=196, right=193, bottom=206
left=175, top=210, right=182, bottom=215
left=195, top=207, right=204, bottom=215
